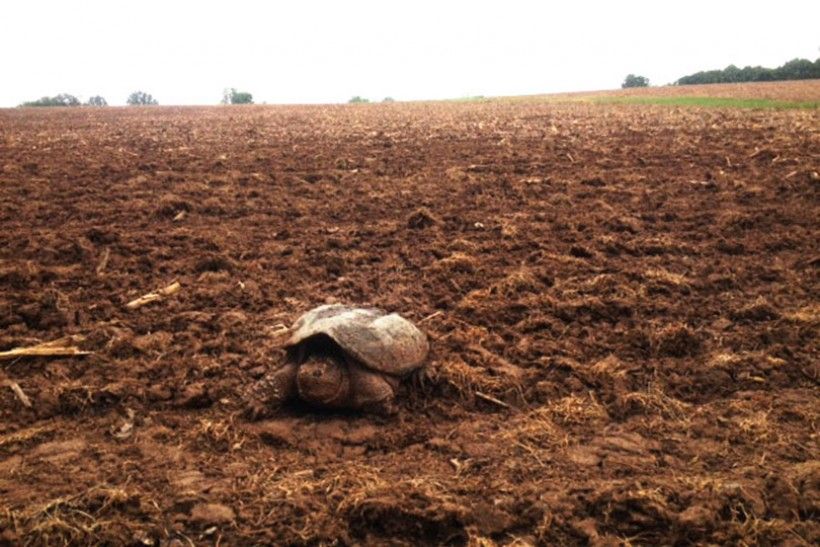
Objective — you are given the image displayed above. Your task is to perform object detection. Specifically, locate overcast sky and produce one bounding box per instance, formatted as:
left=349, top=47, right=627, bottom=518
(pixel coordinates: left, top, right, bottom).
left=1, top=0, right=818, bottom=107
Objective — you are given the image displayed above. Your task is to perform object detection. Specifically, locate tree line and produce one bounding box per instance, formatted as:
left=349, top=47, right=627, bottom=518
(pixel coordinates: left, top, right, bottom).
left=19, top=88, right=255, bottom=107
left=17, top=90, right=391, bottom=107
left=21, top=91, right=159, bottom=107
left=20, top=94, right=105, bottom=107
left=675, top=58, right=820, bottom=85
left=18, top=57, right=820, bottom=107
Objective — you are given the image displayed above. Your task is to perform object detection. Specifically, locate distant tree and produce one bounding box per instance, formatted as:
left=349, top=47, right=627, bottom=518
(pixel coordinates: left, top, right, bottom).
left=21, top=97, right=51, bottom=107
left=382, top=97, right=395, bottom=102
left=20, top=93, right=81, bottom=107
left=348, top=96, right=370, bottom=103
left=221, top=88, right=254, bottom=104
left=775, top=58, right=817, bottom=80
left=86, top=95, right=107, bottom=107
left=57, top=93, right=81, bottom=106
left=722, top=64, right=741, bottom=83
left=622, top=74, right=650, bottom=88
left=127, top=91, right=158, bottom=105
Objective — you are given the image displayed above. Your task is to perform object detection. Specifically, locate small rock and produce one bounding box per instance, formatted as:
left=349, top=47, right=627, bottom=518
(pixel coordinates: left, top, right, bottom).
left=461, top=441, right=494, bottom=459
left=471, top=501, right=514, bottom=535
left=566, top=445, right=601, bottom=467
left=147, top=384, right=173, bottom=401
left=190, top=503, right=235, bottom=524
left=247, top=366, right=268, bottom=379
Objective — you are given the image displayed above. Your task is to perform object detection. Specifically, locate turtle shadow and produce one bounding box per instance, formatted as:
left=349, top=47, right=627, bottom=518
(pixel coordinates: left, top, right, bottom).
left=274, top=398, right=398, bottom=425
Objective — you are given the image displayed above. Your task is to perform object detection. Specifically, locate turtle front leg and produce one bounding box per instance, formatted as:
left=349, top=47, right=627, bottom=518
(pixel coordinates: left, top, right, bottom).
left=243, top=361, right=298, bottom=420
left=348, top=364, right=399, bottom=416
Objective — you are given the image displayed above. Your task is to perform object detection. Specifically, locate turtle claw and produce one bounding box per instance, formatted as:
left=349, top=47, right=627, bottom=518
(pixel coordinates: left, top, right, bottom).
left=367, top=398, right=399, bottom=417
left=241, top=361, right=298, bottom=420
left=409, top=366, right=432, bottom=392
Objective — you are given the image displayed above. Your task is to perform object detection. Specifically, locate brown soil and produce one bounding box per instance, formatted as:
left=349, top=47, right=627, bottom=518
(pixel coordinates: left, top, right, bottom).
left=1, top=82, right=818, bottom=545
left=540, top=78, right=820, bottom=102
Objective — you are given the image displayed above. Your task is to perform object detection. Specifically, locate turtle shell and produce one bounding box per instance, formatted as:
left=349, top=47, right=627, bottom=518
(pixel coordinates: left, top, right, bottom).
left=284, top=304, right=429, bottom=376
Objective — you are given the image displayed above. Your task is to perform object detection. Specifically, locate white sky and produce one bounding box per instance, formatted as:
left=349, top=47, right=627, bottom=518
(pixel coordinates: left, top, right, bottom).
left=1, top=0, right=818, bottom=106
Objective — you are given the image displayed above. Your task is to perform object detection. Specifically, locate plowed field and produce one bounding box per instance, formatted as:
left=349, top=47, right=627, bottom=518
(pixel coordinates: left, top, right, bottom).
left=1, top=82, right=818, bottom=545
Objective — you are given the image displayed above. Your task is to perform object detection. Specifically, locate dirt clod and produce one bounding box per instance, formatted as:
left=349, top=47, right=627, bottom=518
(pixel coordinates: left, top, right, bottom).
left=407, top=208, right=440, bottom=229
left=190, top=503, right=235, bottom=524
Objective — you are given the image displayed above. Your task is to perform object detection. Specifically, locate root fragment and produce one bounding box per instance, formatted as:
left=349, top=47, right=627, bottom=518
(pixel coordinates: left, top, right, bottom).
left=0, top=335, right=90, bottom=361
left=4, top=380, right=33, bottom=407
left=125, top=281, right=181, bottom=310
left=475, top=391, right=510, bottom=408
left=95, top=247, right=110, bottom=276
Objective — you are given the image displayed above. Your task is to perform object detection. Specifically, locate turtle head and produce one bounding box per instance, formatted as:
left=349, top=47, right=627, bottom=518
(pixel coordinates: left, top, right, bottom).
left=296, top=354, right=350, bottom=407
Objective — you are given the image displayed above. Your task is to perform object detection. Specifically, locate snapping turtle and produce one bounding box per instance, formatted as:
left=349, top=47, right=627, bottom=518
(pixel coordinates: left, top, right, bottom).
left=244, top=304, right=428, bottom=418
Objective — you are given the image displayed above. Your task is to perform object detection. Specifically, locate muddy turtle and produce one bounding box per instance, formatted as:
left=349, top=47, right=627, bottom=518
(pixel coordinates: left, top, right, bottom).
left=244, top=304, right=428, bottom=418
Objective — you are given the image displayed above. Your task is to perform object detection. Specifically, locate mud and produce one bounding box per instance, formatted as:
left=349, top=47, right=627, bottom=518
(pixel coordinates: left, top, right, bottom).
left=1, top=82, right=818, bottom=545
